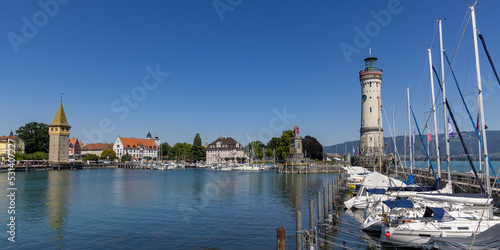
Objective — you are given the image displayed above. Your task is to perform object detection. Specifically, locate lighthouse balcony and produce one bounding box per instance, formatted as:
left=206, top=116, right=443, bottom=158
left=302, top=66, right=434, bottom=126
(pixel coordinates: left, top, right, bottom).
left=359, top=69, right=383, bottom=76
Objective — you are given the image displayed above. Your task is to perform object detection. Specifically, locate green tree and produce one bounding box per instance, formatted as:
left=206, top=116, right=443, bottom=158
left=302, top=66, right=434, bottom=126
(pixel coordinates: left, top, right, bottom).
left=101, top=148, right=117, bottom=160
left=160, top=142, right=171, bottom=159
left=121, top=153, right=131, bottom=162
left=16, top=122, right=49, bottom=154
left=31, top=151, right=48, bottom=160
left=265, top=148, right=273, bottom=158
left=191, top=133, right=205, bottom=161
left=170, top=142, right=192, bottom=160
left=276, top=130, right=294, bottom=160
left=267, top=137, right=281, bottom=150
left=246, top=141, right=265, bottom=160
left=83, top=154, right=99, bottom=161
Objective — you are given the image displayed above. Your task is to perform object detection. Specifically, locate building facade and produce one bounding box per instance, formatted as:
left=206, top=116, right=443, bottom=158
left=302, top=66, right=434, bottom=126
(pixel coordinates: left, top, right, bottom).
left=69, top=138, right=82, bottom=158
left=359, top=54, right=384, bottom=155
left=113, top=135, right=159, bottom=160
left=0, top=132, right=25, bottom=163
left=49, top=101, right=71, bottom=164
left=81, top=143, right=113, bottom=157
left=206, top=137, right=245, bottom=164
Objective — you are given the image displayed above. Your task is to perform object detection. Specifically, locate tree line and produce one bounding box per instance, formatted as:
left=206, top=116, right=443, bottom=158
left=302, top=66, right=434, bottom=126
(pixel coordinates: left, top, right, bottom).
left=11, top=122, right=324, bottom=162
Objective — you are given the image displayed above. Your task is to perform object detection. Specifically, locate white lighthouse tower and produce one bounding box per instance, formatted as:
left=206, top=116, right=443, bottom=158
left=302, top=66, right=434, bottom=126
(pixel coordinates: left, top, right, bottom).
left=359, top=50, right=384, bottom=156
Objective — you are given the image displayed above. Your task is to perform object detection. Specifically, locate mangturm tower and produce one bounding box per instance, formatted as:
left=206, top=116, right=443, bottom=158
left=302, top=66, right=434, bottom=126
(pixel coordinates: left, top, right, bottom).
left=49, top=100, right=71, bottom=164
left=356, top=50, right=384, bottom=167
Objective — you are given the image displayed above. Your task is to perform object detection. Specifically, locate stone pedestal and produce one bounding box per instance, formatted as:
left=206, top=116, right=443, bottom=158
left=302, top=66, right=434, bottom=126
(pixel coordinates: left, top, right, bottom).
left=288, top=137, right=304, bottom=163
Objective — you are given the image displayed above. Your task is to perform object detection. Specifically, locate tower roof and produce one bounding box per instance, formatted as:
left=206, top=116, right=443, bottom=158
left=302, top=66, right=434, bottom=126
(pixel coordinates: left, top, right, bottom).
left=50, top=101, right=71, bottom=128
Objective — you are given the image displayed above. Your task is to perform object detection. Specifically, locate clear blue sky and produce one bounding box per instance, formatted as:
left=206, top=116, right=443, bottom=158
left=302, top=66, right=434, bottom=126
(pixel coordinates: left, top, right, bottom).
left=2, top=0, right=500, bottom=147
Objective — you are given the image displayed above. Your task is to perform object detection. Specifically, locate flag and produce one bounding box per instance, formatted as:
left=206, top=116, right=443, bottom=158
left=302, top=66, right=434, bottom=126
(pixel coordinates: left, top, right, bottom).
left=353, top=145, right=355, bottom=155
left=447, top=117, right=455, bottom=138
left=404, top=132, right=407, bottom=147
left=427, top=125, right=432, bottom=141
left=413, top=128, right=415, bottom=143
left=357, top=146, right=359, bottom=156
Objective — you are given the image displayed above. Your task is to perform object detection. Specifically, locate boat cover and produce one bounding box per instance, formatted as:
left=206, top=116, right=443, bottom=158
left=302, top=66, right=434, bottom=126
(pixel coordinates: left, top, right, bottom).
left=421, top=223, right=500, bottom=250
left=387, top=178, right=442, bottom=192
left=423, top=207, right=446, bottom=222
left=366, top=188, right=386, bottom=195
left=383, top=199, right=414, bottom=209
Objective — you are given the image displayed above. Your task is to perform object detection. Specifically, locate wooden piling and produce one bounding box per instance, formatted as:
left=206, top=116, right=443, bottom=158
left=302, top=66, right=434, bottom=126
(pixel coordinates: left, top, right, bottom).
left=277, top=227, right=285, bottom=250
left=328, top=183, right=332, bottom=212
left=323, top=187, right=327, bottom=220
left=309, top=198, right=314, bottom=232
left=296, top=210, right=302, bottom=250
left=317, top=191, right=322, bottom=224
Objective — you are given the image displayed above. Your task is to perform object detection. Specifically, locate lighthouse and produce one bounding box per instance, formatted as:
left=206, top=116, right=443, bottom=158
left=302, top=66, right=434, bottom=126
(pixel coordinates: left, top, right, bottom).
left=359, top=50, right=384, bottom=156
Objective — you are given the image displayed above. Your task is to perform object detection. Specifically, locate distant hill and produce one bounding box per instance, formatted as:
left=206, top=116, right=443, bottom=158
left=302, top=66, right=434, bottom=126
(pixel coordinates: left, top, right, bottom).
left=324, top=130, right=500, bottom=160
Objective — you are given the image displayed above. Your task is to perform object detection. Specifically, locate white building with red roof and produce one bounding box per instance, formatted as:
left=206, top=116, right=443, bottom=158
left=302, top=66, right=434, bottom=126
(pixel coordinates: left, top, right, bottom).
left=113, top=133, right=159, bottom=160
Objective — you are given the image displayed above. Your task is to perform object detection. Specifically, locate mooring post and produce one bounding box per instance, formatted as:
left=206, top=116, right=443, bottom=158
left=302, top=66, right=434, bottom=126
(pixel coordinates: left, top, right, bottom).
left=296, top=210, right=302, bottom=250
left=328, top=183, right=332, bottom=213
left=317, top=191, right=322, bottom=225
left=277, top=227, right=285, bottom=250
left=323, top=187, right=327, bottom=220
left=309, top=198, right=314, bottom=233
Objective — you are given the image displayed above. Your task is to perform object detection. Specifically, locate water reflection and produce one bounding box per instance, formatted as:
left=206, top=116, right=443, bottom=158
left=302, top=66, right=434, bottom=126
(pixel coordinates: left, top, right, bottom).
left=45, top=171, right=70, bottom=248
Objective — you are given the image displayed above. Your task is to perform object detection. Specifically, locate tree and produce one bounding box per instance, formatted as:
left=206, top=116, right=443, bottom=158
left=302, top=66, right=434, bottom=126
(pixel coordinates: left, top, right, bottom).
left=191, top=133, right=205, bottom=161
left=265, top=148, right=273, bottom=158
left=170, top=142, right=192, bottom=160
left=276, top=130, right=294, bottom=160
left=160, top=142, right=171, bottom=159
left=31, top=151, right=48, bottom=160
left=83, top=154, right=99, bottom=162
left=303, top=135, right=323, bottom=161
left=267, top=137, right=281, bottom=150
left=16, top=122, right=49, bottom=154
left=246, top=141, right=265, bottom=160
left=101, top=148, right=117, bottom=160
left=121, top=153, right=131, bottom=162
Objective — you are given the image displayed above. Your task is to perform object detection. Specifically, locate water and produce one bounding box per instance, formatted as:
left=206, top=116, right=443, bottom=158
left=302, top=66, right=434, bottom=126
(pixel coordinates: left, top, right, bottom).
left=0, top=168, right=372, bottom=249
left=403, top=161, right=500, bottom=175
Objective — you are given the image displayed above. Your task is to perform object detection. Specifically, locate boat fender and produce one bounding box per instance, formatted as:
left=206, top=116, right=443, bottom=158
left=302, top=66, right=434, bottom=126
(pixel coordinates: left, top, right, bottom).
left=384, top=232, right=391, bottom=238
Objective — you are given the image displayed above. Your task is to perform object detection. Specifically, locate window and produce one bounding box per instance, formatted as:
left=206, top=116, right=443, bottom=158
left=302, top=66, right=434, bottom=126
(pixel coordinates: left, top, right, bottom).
left=55, top=128, right=58, bottom=131
left=370, top=107, right=372, bottom=113
left=51, top=128, right=54, bottom=131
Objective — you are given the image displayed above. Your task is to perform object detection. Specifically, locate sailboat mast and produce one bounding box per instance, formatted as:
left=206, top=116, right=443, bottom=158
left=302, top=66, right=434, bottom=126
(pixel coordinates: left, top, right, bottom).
left=393, top=113, right=397, bottom=178
left=428, top=48, right=442, bottom=179
left=407, top=86, right=412, bottom=174
left=439, top=19, right=452, bottom=183
left=470, top=5, right=491, bottom=206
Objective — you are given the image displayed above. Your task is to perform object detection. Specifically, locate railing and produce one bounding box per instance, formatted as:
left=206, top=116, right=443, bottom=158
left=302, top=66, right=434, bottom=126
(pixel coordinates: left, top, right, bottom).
left=359, top=69, right=383, bottom=76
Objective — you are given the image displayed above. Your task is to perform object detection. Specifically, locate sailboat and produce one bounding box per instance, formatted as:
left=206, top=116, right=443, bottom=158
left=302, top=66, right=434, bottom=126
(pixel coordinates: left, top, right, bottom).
left=381, top=6, right=500, bottom=247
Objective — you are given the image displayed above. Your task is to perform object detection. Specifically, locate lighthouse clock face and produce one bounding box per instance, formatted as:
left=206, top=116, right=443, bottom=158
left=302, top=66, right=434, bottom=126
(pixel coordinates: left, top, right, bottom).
left=362, top=95, right=367, bottom=103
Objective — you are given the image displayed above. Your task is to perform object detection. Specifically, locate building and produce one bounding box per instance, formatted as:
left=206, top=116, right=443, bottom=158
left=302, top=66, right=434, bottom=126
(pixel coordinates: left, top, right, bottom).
left=354, top=51, right=385, bottom=168
left=113, top=134, right=159, bottom=160
left=0, top=131, right=25, bottom=163
left=206, top=137, right=245, bottom=164
left=69, top=138, right=82, bottom=158
left=48, top=101, right=71, bottom=164
left=359, top=52, right=384, bottom=155
left=81, top=143, right=113, bottom=157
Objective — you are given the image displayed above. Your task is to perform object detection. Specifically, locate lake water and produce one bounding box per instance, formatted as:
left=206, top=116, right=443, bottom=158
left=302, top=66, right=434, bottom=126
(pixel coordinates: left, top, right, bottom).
left=0, top=168, right=375, bottom=249
left=403, top=161, right=500, bottom=175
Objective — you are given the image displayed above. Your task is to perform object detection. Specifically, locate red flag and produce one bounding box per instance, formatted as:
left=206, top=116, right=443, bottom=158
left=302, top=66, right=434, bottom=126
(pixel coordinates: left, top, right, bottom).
left=427, top=126, right=432, bottom=141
